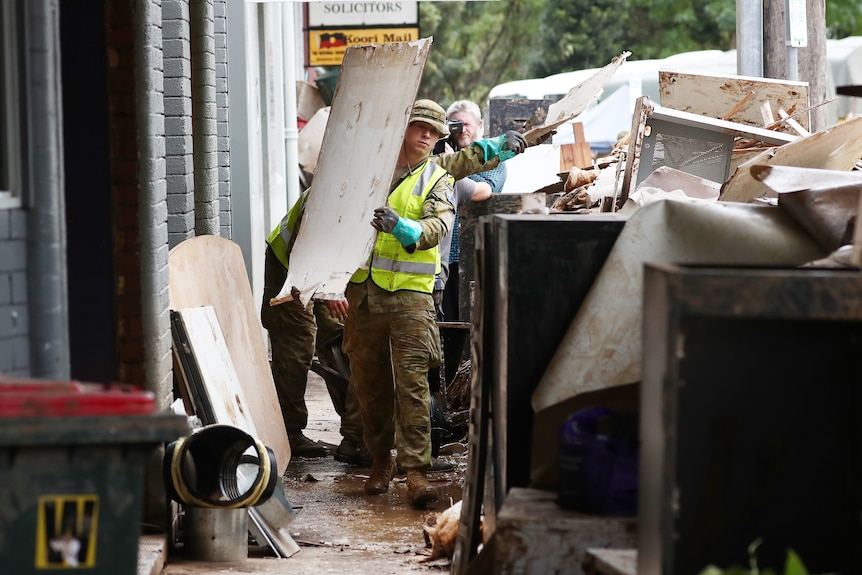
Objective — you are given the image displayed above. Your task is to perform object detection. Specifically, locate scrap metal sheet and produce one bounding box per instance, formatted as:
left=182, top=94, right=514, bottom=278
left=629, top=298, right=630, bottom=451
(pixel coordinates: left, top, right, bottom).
left=531, top=196, right=827, bottom=412
left=276, top=39, right=432, bottom=306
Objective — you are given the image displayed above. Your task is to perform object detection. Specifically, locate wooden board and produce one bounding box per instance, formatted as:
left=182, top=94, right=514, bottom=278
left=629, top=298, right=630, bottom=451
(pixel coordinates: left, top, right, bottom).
left=659, top=70, right=810, bottom=132
left=175, top=306, right=259, bottom=438
left=583, top=549, right=637, bottom=575
left=560, top=122, right=592, bottom=170
left=719, top=115, right=862, bottom=203
left=545, top=51, right=631, bottom=126
left=168, top=235, right=290, bottom=475
left=276, top=39, right=432, bottom=306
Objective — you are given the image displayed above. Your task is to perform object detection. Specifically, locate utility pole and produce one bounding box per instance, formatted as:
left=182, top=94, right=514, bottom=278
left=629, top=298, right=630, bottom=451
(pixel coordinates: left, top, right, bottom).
left=763, top=0, right=829, bottom=130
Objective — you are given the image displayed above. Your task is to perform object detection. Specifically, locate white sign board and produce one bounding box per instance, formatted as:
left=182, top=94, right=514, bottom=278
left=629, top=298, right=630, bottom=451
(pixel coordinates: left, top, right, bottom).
left=786, top=0, right=808, bottom=48
left=308, top=1, right=418, bottom=27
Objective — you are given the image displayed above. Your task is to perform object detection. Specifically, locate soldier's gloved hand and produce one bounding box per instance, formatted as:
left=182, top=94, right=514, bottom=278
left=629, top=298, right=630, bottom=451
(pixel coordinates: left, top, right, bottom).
left=372, top=206, right=422, bottom=248
left=473, top=132, right=526, bottom=163
left=504, top=130, right=527, bottom=155
left=533, top=129, right=557, bottom=146
left=372, top=207, right=400, bottom=233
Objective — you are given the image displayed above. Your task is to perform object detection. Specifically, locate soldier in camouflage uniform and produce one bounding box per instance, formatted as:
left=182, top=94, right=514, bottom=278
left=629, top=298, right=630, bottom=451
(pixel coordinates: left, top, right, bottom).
left=262, top=198, right=362, bottom=459
left=343, top=99, right=526, bottom=508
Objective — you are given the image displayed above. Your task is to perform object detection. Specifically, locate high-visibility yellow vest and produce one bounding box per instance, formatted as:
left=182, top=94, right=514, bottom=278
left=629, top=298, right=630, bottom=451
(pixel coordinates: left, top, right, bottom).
left=266, top=190, right=310, bottom=269
left=350, top=160, right=450, bottom=294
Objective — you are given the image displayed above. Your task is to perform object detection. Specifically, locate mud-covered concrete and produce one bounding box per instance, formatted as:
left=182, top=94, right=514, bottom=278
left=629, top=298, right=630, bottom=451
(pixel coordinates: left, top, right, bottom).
left=162, top=371, right=467, bottom=574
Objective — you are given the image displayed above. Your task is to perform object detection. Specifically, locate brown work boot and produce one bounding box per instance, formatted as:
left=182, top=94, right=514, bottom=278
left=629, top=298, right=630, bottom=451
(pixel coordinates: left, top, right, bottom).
left=406, top=468, right=438, bottom=508
left=364, top=453, right=396, bottom=495
left=288, top=432, right=329, bottom=458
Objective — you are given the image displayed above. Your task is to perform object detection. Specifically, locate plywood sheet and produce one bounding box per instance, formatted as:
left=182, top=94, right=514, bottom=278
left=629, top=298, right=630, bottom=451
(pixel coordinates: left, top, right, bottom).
left=719, top=115, right=862, bottom=203
left=175, top=306, right=259, bottom=438
left=546, top=52, right=631, bottom=126
left=277, top=39, right=433, bottom=306
left=659, top=70, right=810, bottom=132
left=168, top=235, right=290, bottom=475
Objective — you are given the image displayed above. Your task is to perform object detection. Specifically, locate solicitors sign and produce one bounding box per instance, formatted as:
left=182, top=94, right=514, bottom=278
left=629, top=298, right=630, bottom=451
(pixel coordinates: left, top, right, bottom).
left=305, top=1, right=419, bottom=67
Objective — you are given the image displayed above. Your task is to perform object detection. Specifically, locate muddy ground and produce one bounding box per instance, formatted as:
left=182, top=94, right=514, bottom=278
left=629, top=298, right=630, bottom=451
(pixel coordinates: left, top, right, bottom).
left=162, top=371, right=468, bottom=575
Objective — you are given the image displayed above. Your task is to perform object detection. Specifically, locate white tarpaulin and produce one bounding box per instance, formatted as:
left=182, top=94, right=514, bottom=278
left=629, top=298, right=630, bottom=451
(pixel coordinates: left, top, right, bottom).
left=531, top=196, right=827, bottom=413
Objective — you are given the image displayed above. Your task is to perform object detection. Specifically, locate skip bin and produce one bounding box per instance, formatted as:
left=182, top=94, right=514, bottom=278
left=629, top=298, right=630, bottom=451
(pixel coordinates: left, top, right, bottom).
left=0, top=378, right=189, bottom=574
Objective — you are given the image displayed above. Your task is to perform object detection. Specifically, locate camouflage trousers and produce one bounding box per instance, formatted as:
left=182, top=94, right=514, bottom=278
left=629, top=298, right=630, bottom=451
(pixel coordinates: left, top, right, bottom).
left=261, top=246, right=362, bottom=440
left=342, top=295, right=441, bottom=470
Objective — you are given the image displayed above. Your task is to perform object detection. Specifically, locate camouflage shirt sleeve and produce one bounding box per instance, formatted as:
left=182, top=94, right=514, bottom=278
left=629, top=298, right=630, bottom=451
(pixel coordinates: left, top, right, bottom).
left=414, top=172, right=455, bottom=251
left=434, top=144, right=502, bottom=180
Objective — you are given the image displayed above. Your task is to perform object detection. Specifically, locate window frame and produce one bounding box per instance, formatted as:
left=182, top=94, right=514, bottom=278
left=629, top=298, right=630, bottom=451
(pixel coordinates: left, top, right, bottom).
left=0, top=0, right=23, bottom=210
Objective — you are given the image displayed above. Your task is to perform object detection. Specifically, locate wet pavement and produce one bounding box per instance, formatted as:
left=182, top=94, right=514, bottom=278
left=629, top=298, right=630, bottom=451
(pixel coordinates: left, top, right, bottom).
left=162, top=371, right=467, bottom=574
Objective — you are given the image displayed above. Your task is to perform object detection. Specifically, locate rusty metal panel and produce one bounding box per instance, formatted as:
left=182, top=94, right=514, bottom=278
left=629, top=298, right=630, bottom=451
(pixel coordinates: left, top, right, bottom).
left=640, top=263, right=862, bottom=575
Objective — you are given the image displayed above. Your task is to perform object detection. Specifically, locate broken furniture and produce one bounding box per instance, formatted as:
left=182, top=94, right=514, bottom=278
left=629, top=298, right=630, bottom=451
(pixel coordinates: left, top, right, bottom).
left=616, top=95, right=796, bottom=206
left=641, top=263, right=862, bottom=574
left=452, top=214, right=625, bottom=574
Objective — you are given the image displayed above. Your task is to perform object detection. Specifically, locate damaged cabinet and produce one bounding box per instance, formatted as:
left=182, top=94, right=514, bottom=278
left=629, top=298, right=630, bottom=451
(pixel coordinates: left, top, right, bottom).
left=641, top=263, right=862, bottom=575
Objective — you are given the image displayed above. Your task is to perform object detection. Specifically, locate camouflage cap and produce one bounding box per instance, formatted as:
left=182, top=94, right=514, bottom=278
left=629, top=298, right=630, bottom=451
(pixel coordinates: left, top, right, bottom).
left=409, top=99, right=449, bottom=137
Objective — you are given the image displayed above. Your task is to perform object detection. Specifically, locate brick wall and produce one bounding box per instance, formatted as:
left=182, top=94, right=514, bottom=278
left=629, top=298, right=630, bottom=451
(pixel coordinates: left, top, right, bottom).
left=164, top=0, right=194, bottom=249
left=214, top=0, right=231, bottom=239
left=0, top=209, right=29, bottom=375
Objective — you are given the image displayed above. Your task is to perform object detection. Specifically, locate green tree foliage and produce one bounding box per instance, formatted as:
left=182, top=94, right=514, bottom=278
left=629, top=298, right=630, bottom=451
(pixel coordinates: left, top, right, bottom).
left=532, top=0, right=630, bottom=77
left=826, top=0, right=862, bottom=37
left=419, top=0, right=862, bottom=108
left=419, top=0, right=542, bottom=108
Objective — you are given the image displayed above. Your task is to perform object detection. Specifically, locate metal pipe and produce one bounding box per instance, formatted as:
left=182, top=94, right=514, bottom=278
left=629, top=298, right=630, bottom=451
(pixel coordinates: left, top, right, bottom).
left=282, top=3, right=300, bottom=209
left=25, top=0, right=70, bottom=379
left=134, top=0, right=171, bottom=402
left=736, top=0, right=764, bottom=77
left=191, top=0, right=219, bottom=235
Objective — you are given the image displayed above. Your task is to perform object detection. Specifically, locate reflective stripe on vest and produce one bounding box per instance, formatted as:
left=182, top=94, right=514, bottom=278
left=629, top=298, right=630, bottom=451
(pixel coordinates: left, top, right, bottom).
left=350, top=160, right=448, bottom=293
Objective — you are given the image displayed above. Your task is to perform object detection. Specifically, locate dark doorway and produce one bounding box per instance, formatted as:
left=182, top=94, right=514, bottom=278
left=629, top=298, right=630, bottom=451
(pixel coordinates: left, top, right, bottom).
left=60, top=0, right=115, bottom=382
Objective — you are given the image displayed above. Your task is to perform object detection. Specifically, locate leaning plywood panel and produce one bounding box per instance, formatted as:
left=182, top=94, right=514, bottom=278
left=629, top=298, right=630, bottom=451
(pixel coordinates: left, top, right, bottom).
left=659, top=70, right=810, bottom=132
left=276, top=39, right=432, bottom=306
left=531, top=197, right=826, bottom=413
left=168, top=235, right=290, bottom=475
left=525, top=52, right=631, bottom=146
left=719, top=116, right=862, bottom=203
left=175, top=306, right=259, bottom=438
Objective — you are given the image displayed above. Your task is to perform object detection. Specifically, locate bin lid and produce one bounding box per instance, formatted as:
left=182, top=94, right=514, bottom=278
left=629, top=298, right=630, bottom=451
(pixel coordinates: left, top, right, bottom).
left=0, top=378, right=155, bottom=417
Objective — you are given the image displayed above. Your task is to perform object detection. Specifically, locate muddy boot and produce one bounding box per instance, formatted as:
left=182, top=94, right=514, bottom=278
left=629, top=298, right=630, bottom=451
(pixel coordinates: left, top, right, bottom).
left=335, top=436, right=372, bottom=466
left=406, top=468, right=438, bottom=508
left=288, top=432, right=329, bottom=458
left=364, top=453, right=396, bottom=495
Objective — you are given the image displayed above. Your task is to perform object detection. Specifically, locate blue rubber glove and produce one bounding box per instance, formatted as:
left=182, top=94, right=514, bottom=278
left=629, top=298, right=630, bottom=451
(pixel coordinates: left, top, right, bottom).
left=372, top=207, right=422, bottom=248
left=473, top=130, right=528, bottom=162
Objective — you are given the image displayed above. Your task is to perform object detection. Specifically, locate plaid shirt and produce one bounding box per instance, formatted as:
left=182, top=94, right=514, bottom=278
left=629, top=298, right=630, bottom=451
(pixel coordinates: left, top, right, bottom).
left=450, top=162, right=507, bottom=264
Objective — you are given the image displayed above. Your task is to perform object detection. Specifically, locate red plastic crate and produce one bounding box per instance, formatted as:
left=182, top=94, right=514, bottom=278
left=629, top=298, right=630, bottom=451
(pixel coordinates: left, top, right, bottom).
left=0, top=378, right=155, bottom=417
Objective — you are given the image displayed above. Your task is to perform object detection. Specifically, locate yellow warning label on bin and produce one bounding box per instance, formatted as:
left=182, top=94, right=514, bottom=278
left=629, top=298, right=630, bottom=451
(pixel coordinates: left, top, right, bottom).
left=35, top=494, right=99, bottom=569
